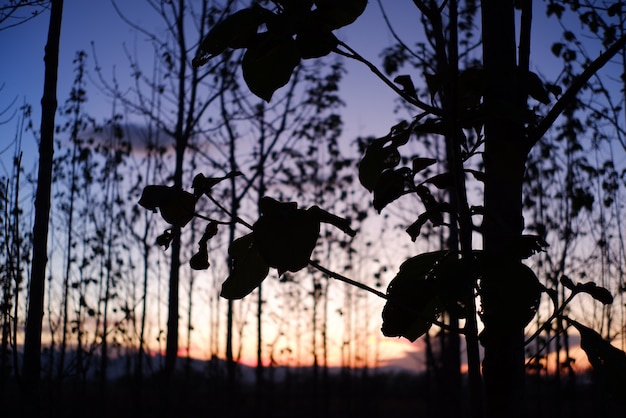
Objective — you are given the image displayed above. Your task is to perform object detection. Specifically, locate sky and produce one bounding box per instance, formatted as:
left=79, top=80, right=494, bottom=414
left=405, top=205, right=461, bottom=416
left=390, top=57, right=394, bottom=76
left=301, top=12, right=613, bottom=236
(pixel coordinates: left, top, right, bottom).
left=0, top=0, right=605, bottom=373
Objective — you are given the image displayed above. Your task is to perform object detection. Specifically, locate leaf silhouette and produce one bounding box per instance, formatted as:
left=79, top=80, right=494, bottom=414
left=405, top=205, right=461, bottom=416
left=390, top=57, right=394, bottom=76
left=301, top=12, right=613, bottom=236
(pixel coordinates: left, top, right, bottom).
left=569, top=319, right=626, bottom=399
left=138, top=185, right=196, bottom=227
left=315, top=0, right=367, bottom=30
left=242, top=32, right=301, bottom=101
left=358, top=125, right=410, bottom=192
left=192, top=171, right=242, bottom=198
left=381, top=251, right=448, bottom=342
left=372, top=168, right=413, bottom=212
left=253, top=197, right=355, bottom=275
left=193, top=7, right=265, bottom=67
left=577, top=281, right=614, bottom=305
left=412, top=157, right=437, bottom=174
left=295, top=28, right=338, bottom=59
left=190, top=245, right=210, bottom=270
left=221, top=233, right=269, bottom=299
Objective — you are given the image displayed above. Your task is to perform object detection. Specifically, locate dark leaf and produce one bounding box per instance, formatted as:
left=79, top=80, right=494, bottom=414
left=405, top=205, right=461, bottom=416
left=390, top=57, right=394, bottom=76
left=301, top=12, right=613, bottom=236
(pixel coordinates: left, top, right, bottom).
left=308, top=205, right=356, bottom=237
left=242, top=32, right=301, bottom=101
left=518, top=234, right=549, bottom=259
left=190, top=245, right=210, bottom=270
left=221, top=233, right=270, bottom=299
left=315, top=0, right=367, bottom=29
left=412, top=157, right=437, bottom=175
left=578, top=281, right=614, bottom=305
left=394, top=75, right=417, bottom=99
left=193, top=7, right=265, bottom=67
left=138, top=185, right=196, bottom=227
left=545, top=83, right=562, bottom=98
left=358, top=125, right=411, bottom=192
left=254, top=197, right=320, bottom=274
left=199, top=221, right=219, bottom=244
left=381, top=251, right=447, bottom=342
left=431, top=253, right=478, bottom=318
left=569, top=319, right=626, bottom=399
left=551, top=42, right=565, bottom=57
left=560, top=275, right=576, bottom=290
left=192, top=171, right=242, bottom=198
left=481, top=260, right=542, bottom=327
left=465, top=169, right=485, bottom=182
left=458, top=68, right=486, bottom=108
left=405, top=212, right=430, bottom=242
left=425, top=172, right=454, bottom=189
left=414, top=118, right=447, bottom=136
left=526, top=71, right=551, bottom=104
left=156, top=229, right=173, bottom=250
left=372, top=168, right=413, bottom=213
left=295, top=28, right=338, bottom=59
left=412, top=185, right=445, bottom=232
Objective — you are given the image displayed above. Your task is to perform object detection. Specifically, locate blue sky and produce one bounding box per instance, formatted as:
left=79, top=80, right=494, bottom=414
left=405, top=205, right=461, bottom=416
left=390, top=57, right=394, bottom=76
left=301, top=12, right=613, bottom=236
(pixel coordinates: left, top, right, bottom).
left=0, top=0, right=574, bottom=178
left=0, top=1, right=412, bottom=174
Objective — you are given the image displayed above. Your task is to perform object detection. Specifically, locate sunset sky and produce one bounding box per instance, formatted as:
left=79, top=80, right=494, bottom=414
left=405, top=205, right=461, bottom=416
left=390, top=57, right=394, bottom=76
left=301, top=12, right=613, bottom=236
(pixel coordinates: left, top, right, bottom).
left=0, top=1, right=606, bottom=374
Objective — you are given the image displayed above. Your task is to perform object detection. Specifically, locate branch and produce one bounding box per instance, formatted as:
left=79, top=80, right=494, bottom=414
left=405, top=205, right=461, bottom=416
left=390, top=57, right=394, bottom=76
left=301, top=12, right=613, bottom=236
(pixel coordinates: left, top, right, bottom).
left=528, top=33, right=626, bottom=151
left=334, top=41, right=443, bottom=116
left=308, top=260, right=463, bottom=335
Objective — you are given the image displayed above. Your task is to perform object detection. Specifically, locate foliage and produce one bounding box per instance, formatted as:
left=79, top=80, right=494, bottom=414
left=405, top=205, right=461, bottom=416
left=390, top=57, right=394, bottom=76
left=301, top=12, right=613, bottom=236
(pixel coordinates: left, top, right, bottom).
left=134, top=0, right=626, bottom=414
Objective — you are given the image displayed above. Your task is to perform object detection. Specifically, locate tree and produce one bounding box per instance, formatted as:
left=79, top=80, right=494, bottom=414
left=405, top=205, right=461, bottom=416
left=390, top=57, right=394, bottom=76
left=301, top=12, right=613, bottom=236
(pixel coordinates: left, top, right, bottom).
left=142, top=1, right=626, bottom=417
left=22, top=0, right=64, bottom=411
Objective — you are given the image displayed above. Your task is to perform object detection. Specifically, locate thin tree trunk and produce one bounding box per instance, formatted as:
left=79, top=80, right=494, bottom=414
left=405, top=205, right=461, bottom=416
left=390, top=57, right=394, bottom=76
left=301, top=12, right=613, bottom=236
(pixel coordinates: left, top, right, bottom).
left=481, top=1, right=527, bottom=417
left=22, top=0, right=64, bottom=409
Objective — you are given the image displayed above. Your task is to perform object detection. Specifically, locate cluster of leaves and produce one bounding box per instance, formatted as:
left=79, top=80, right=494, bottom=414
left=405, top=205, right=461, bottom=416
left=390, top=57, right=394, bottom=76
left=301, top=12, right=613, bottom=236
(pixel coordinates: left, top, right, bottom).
left=192, top=0, right=367, bottom=101
left=139, top=175, right=356, bottom=299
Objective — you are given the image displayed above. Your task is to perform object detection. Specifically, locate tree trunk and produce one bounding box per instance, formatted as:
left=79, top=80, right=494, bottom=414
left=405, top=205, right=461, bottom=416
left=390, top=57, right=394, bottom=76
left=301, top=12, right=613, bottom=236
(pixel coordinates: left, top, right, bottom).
left=480, top=1, right=527, bottom=417
left=22, top=0, right=64, bottom=406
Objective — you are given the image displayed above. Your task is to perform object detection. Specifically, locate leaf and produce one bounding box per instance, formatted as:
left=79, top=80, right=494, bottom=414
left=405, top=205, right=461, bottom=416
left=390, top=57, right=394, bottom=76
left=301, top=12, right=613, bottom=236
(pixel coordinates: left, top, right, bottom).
left=190, top=245, right=210, bottom=270
left=221, top=233, right=270, bottom=299
left=254, top=197, right=320, bottom=274
left=458, top=68, right=486, bottom=108
left=414, top=118, right=448, bottom=136
left=192, top=171, right=242, bottom=198
left=242, top=32, right=301, bottom=101
left=518, top=234, right=549, bottom=259
left=465, top=169, right=485, bottom=182
left=193, top=7, right=265, bottom=67
left=314, top=0, right=367, bottom=29
left=138, top=185, right=196, bottom=227
left=372, top=168, right=413, bottom=213
left=431, top=253, right=478, bottom=318
left=308, top=205, right=356, bottom=237
left=480, top=260, right=542, bottom=327
left=405, top=212, right=430, bottom=242
left=394, top=75, right=417, bottom=99
left=295, top=28, right=338, bottom=59
left=381, top=251, right=447, bottom=342
left=569, top=319, right=626, bottom=399
left=526, top=71, right=551, bottom=104
left=358, top=126, right=410, bottom=192
left=156, top=229, right=173, bottom=250
left=578, top=281, right=614, bottom=305
left=560, top=275, right=576, bottom=290
left=412, top=157, right=437, bottom=175
left=425, top=172, right=454, bottom=189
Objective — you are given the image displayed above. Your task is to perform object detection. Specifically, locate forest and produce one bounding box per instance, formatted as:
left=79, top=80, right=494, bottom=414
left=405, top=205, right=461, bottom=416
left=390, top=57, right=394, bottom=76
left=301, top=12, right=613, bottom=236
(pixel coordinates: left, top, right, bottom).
left=1, top=1, right=626, bottom=417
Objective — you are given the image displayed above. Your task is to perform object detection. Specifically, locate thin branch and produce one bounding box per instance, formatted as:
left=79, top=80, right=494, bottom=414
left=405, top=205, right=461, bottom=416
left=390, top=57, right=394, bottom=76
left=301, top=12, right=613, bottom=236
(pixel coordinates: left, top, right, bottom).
left=334, top=41, right=443, bottom=116
left=309, top=259, right=463, bottom=334
left=528, top=33, right=626, bottom=151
